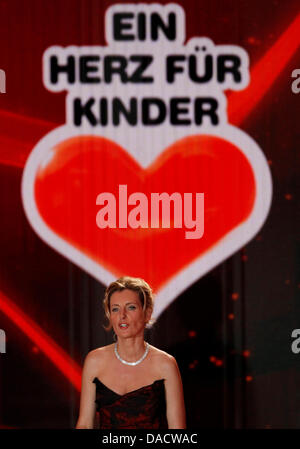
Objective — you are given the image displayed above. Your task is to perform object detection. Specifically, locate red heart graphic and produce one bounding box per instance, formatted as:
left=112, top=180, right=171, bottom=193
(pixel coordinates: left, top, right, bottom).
left=34, top=135, right=255, bottom=291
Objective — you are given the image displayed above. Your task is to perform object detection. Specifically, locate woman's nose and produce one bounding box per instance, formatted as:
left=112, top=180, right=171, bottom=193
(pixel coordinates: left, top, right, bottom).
left=121, top=308, right=127, bottom=318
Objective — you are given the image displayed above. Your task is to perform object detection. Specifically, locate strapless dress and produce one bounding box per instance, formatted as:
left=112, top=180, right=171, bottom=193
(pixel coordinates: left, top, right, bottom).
left=93, top=377, right=168, bottom=429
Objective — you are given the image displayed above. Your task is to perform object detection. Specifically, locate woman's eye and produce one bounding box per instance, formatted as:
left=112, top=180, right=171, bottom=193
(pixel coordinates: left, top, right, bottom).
left=111, top=307, right=118, bottom=312
left=128, top=305, right=136, bottom=310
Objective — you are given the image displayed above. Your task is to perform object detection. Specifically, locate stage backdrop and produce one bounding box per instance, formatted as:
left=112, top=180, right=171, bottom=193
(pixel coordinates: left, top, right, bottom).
left=0, top=0, right=299, bottom=428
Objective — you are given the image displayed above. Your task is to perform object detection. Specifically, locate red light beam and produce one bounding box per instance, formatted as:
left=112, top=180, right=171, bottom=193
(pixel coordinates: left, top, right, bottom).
left=228, top=13, right=300, bottom=125
left=0, top=290, right=82, bottom=391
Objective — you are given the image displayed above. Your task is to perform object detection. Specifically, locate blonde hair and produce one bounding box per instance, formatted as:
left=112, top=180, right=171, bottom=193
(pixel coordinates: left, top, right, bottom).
left=103, top=276, right=154, bottom=331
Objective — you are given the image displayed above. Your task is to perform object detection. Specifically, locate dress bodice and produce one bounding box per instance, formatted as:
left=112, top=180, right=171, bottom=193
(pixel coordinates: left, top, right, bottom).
left=93, top=377, right=168, bottom=429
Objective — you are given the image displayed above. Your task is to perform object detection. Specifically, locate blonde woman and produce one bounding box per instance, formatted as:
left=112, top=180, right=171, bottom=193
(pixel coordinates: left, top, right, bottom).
left=76, top=276, right=186, bottom=429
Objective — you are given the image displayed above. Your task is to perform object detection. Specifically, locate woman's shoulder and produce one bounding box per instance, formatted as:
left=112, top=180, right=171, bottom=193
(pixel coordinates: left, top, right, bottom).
left=149, top=345, right=178, bottom=374
left=84, top=344, right=114, bottom=368
left=149, top=345, right=182, bottom=387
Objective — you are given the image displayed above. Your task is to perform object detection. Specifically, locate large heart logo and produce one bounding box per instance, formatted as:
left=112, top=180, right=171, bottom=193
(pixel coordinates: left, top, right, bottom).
left=35, top=134, right=255, bottom=285
left=21, top=127, right=272, bottom=318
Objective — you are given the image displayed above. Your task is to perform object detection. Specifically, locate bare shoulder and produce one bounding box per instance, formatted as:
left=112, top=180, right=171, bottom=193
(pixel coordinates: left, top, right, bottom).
left=86, top=344, right=113, bottom=360
left=149, top=345, right=179, bottom=377
left=83, top=344, right=113, bottom=374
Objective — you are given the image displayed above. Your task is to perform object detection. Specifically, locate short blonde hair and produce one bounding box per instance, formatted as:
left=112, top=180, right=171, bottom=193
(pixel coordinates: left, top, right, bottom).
left=103, top=276, right=154, bottom=331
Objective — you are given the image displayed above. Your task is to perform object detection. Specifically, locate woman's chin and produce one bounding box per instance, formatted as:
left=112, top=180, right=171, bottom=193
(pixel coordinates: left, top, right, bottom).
left=114, top=328, right=144, bottom=340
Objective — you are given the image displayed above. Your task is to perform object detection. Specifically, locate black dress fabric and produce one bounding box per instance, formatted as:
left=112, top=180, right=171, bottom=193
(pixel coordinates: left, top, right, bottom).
left=93, top=377, right=168, bottom=429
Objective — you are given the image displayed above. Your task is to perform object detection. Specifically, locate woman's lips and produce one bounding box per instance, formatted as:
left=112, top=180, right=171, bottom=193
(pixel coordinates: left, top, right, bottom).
left=119, top=323, right=129, bottom=329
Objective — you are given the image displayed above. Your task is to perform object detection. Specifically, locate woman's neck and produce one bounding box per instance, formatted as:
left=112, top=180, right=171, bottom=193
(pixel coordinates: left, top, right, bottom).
left=115, top=336, right=147, bottom=362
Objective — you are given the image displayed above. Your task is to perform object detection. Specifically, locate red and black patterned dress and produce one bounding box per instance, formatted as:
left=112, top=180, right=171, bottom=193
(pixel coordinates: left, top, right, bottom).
left=93, top=377, right=168, bottom=429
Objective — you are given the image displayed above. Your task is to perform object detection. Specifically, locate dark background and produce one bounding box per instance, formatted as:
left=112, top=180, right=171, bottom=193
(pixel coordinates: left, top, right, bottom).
left=0, top=0, right=299, bottom=428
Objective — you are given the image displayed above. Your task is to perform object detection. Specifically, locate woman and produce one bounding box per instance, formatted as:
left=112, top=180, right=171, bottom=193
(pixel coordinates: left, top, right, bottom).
left=76, top=276, right=186, bottom=429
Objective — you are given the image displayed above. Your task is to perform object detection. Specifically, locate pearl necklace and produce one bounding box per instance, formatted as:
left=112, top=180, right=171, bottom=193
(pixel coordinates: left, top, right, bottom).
left=114, top=342, right=149, bottom=366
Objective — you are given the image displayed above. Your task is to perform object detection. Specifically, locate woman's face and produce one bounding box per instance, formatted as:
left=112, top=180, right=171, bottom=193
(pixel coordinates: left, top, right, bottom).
left=109, top=289, right=150, bottom=339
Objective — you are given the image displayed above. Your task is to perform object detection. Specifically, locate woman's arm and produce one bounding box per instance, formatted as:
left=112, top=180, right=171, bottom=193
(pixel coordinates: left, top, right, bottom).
left=163, top=355, right=186, bottom=429
left=75, top=350, right=99, bottom=429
